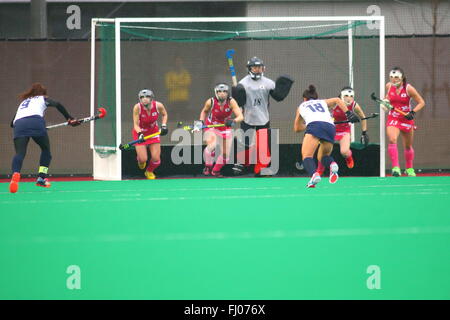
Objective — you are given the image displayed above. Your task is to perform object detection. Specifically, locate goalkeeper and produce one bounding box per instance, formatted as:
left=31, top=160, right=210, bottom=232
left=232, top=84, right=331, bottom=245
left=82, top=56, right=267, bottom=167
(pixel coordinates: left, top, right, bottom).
left=231, top=56, right=294, bottom=176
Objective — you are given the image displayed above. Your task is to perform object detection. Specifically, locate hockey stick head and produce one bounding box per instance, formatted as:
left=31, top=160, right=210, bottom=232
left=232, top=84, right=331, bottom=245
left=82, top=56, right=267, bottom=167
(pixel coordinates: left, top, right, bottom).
left=370, top=92, right=378, bottom=102
left=226, top=49, right=235, bottom=59
left=176, top=121, right=184, bottom=129
left=98, top=107, right=107, bottom=118
left=119, top=143, right=128, bottom=151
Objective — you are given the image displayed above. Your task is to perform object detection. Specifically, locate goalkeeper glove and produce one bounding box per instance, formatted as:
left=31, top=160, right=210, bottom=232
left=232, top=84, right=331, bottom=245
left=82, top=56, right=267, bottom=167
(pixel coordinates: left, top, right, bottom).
left=160, top=124, right=168, bottom=136
left=404, top=111, right=416, bottom=120
left=225, top=119, right=235, bottom=127
left=360, top=131, right=369, bottom=146
left=345, top=111, right=360, bottom=123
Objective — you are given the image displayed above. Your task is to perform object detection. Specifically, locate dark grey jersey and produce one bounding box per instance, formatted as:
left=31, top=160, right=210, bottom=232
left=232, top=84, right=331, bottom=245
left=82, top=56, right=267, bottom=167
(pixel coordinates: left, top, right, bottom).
left=239, top=75, right=275, bottom=126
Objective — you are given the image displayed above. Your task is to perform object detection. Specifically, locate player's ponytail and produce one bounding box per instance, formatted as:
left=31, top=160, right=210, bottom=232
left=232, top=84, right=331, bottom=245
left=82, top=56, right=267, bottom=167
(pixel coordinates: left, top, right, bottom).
left=19, top=83, right=47, bottom=101
left=303, top=84, right=318, bottom=100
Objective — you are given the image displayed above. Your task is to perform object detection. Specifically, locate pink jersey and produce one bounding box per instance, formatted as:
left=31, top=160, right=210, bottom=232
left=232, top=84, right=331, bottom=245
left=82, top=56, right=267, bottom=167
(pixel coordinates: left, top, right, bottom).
left=386, top=84, right=415, bottom=132
left=205, top=97, right=233, bottom=132
left=333, top=100, right=355, bottom=133
left=132, top=101, right=160, bottom=145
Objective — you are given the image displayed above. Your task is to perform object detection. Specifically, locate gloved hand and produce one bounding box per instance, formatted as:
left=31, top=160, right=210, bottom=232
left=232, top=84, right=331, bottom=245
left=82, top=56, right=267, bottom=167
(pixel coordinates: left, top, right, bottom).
left=345, top=110, right=360, bottom=123
left=360, top=131, right=369, bottom=146
left=404, top=111, right=416, bottom=120
left=380, top=99, right=393, bottom=112
left=225, top=119, right=235, bottom=127
left=137, top=132, right=144, bottom=141
left=67, top=118, right=81, bottom=127
left=160, top=124, right=169, bottom=136
left=192, top=120, right=204, bottom=132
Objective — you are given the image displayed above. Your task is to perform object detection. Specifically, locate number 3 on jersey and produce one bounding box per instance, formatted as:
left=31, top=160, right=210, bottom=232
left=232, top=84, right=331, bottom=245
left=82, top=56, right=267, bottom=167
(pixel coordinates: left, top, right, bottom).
left=306, top=103, right=325, bottom=112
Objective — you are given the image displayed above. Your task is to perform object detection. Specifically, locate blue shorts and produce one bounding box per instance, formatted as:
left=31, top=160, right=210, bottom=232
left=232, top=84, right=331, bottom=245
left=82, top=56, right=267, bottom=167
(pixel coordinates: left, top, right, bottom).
left=305, top=121, right=336, bottom=143
left=13, top=115, right=47, bottom=139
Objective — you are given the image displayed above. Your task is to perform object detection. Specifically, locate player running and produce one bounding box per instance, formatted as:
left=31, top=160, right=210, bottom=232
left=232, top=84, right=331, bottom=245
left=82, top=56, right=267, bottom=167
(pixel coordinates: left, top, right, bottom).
left=132, top=89, right=168, bottom=179
left=384, top=67, right=425, bottom=177
left=294, top=85, right=359, bottom=188
left=316, top=86, right=368, bottom=174
left=194, top=83, right=243, bottom=177
left=9, top=83, right=81, bottom=193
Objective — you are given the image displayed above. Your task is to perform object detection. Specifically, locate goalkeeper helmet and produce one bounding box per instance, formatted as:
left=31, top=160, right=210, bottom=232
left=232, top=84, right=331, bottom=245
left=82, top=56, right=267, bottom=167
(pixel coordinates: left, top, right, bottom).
left=340, top=86, right=355, bottom=106
left=138, top=89, right=154, bottom=100
left=214, top=83, right=229, bottom=102
left=247, top=56, right=265, bottom=80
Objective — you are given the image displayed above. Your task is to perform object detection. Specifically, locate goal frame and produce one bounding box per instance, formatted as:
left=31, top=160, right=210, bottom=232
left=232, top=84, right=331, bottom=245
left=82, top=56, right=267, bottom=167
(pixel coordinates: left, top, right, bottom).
left=90, top=16, right=386, bottom=180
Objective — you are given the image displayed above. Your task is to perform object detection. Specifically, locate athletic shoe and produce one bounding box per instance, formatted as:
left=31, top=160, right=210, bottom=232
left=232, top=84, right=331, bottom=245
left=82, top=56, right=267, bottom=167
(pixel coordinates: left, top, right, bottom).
left=211, top=170, right=224, bottom=178
left=203, top=166, right=212, bottom=176
left=329, top=162, right=339, bottom=184
left=36, top=177, right=51, bottom=188
left=405, top=168, right=416, bottom=177
left=392, top=166, right=401, bottom=177
left=138, top=161, right=146, bottom=170
left=9, top=172, right=20, bottom=193
left=345, top=156, right=354, bottom=169
left=232, top=164, right=245, bottom=176
left=145, top=171, right=156, bottom=180
left=307, top=172, right=321, bottom=188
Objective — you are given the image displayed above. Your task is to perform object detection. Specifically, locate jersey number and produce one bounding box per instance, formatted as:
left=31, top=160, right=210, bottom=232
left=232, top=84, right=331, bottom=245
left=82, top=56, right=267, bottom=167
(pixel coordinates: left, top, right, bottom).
left=306, top=103, right=325, bottom=112
left=19, top=99, right=31, bottom=109
left=253, top=98, right=262, bottom=106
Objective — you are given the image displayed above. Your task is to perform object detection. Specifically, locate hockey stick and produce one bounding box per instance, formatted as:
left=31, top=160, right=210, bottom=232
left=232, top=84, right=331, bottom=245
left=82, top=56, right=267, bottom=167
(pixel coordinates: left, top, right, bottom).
left=176, top=121, right=226, bottom=131
left=370, top=92, right=408, bottom=116
left=334, top=113, right=379, bottom=124
left=119, top=131, right=161, bottom=150
left=226, top=49, right=238, bottom=87
left=46, top=107, right=107, bottom=129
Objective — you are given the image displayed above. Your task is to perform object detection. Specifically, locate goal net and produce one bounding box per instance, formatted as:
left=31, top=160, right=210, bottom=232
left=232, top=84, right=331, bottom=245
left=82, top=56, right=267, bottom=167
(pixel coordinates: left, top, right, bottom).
left=91, top=17, right=385, bottom=180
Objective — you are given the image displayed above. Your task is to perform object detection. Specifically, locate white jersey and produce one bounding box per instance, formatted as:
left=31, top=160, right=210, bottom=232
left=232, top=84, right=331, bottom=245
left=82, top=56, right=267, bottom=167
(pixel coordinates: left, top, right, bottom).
left=13, top=96, right=47, bottom=124
left=298, top=99, right=334, bottom=126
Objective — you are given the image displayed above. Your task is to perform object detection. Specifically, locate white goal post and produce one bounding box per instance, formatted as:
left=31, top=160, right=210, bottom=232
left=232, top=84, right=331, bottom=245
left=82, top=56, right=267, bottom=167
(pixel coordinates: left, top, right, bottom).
left=90, top=16, right=385, bottom=180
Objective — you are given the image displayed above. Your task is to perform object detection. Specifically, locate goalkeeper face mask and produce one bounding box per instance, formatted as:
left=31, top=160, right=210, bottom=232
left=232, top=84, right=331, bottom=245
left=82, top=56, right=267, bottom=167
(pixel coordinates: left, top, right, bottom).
left=389, top=70, right=403, bottom=87
left=340, top=89, right=355, bottom=106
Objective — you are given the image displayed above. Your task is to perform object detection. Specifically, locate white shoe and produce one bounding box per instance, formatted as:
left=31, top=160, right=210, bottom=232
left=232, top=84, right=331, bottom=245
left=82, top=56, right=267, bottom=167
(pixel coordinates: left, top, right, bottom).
left=307, top=172, right=321, bottom=188
left=329, top=162, right=339, bottom=184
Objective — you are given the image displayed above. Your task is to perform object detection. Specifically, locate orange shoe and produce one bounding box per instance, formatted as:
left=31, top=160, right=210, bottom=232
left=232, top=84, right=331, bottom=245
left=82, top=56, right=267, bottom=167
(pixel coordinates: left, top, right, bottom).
left=345, top=156, right=354, bottom=169
left=9, top=172, right=20, bottom=193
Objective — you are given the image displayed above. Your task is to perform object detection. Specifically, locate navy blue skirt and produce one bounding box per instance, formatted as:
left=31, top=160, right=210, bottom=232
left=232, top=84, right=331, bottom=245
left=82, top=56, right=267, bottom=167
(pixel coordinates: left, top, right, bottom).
left=13, top=115, right=47, bottom=139
left=305, top=121, right=336, bottom=143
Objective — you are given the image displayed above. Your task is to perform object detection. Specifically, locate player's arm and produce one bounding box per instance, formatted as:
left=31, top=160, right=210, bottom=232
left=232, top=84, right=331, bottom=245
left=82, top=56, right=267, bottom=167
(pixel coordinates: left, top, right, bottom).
left=325, top=98, right=359, bottom=123
left=406, top=84, right=425, bottom=116
left=133, top=104, right=142, bottom=134
left=156, top=102, right=169, bottom=136
left=354, top=104, right=367, bottom=131
left=45, top=97, right=80, bottom=126
left=293, top=108, right=306, bottom=132
left=225, top=98, right=244, bottom=127
left=45, top=98, right=73, bottom=120
left=199, top=98, right=212, bottom=122
left=384, top=83, right=391, bottom=100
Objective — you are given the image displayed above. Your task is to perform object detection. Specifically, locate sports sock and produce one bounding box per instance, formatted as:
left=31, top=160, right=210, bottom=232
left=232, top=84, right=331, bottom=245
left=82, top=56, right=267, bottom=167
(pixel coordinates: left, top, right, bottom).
left=203, top=147, right=214, bottom=167
left=38, top=166, right=49, bottom=179
left=321, top=155, right=334, bottom=168
left=303, top=157, right=317, bottom=176
left=146, top=160, right=160, bottom=173
left=404, top=147, right=415, bottom=169
left=388, top=144, right=399, bottom=167
left=213, top=156, right=228, bottom=172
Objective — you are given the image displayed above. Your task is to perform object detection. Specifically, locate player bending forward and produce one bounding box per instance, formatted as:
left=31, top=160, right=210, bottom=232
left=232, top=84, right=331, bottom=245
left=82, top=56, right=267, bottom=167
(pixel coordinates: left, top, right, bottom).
left=294, top=85, right=359, bottom=188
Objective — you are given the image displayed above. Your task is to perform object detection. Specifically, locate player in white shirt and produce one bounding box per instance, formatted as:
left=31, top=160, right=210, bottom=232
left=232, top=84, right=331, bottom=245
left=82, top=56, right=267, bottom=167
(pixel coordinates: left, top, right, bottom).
left=9, top=83, right=80, bottom=193
left=293, top=85, right=359, bottom=188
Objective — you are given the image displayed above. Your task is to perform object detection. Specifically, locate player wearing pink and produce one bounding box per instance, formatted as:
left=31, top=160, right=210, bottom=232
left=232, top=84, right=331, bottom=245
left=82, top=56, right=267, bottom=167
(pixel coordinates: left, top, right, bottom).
left=317, top=87, right=368, bottom=174
left=194, top=83, right=243, bottom=177
left=384, top=67, right=425, bottom=177
left=132, top=89, right=168, bottom=179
